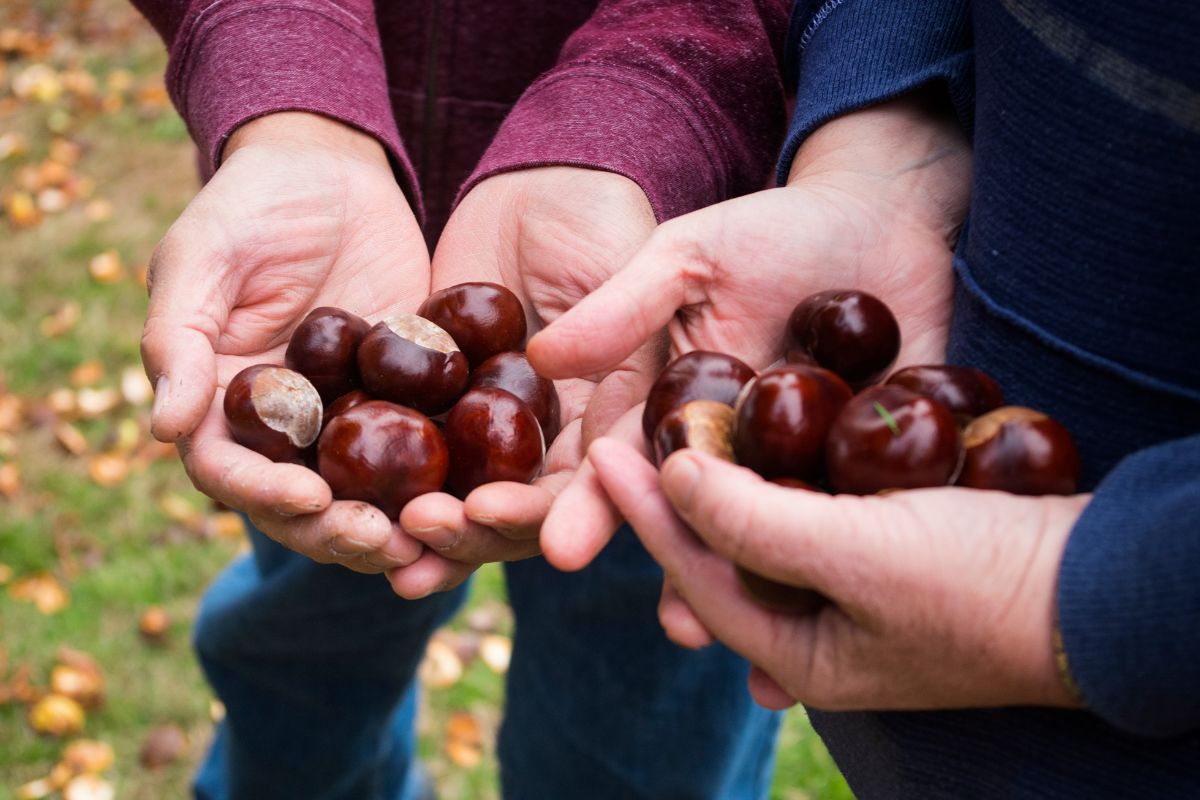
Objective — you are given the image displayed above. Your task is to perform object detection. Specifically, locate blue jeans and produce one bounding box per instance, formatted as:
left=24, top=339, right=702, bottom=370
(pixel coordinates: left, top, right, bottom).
left=192, top=524, right=781, bottom=799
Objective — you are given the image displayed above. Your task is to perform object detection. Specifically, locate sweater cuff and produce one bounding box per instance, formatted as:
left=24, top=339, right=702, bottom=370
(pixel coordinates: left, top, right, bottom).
left=167, top=0, right=420, bottom=213
left=776, top=0, right=974, bottom=183
left=1057, top=434, right=1200, bottom=738
left=460, top=68, right=728, bottom=222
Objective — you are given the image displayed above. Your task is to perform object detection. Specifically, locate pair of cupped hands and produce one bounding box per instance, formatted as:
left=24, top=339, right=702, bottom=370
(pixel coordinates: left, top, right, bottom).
left=142, top=97, right=1087, bottom=712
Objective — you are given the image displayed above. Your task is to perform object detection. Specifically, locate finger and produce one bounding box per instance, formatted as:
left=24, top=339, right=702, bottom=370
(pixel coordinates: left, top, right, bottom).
left=748, top=666, right=799, bottom=710
left=540, top=404, right=646, bottom=571
left=386, top=551, right=477, bottom=600
left=578, top=342, right=664, bottom=447
left=527, top=214, right=712, bottom=380
left=463, top=480, right=561, bottom=541
left=141, top=228, right=230, bottom=442
left=401, top=492, right=542, bottom=564
left=658, top=580, right=715, bottom=649
left=179, top=399, right=331, bottom=515
left=246, top=500, right=418, bottom=569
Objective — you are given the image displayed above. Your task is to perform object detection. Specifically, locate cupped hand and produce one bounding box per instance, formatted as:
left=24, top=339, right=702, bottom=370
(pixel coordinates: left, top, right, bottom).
left=389, top=166, right=661, bottom=599
left=532, top=92, right=974, bottom=571
left=589, top=440, right=1090, bottom=712
left=141, top=112, right=431, bottom=574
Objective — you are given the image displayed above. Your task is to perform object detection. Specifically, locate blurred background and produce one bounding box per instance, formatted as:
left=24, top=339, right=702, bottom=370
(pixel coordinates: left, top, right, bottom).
left=0, top=1, right=851, bottom=797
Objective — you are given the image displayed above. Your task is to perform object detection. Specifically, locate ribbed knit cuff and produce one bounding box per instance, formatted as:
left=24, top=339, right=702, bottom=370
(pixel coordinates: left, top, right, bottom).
left=1057, top=434, right=1200, bottom=738
left=776, top=0, right=974, bottom=183
left=166, top=0, right=420, bottom=214
left=459, top=68, right=730, bottom=222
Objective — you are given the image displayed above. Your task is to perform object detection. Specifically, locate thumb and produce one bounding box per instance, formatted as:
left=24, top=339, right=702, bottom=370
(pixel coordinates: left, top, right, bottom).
left=527, top=213, right=714, bottom=380
left=140, top=231, right=228, bottom=442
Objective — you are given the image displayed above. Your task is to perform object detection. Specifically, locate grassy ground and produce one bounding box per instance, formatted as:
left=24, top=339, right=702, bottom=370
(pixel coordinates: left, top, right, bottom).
left=0, top=2, right=852, bottom=798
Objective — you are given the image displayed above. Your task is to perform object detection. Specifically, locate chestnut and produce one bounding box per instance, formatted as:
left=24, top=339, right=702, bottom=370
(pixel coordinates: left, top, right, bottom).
left=443, top=387, right=544, bottom=497
left=786, top=289, right=900, bottom=389
left=357, top=314, right=469, bottom=416
left=417, top=282, right=527, bottom=369
left=825, top=384, right=961, bottom=495
left=468, top=351, right=561, bottom=441
left=958, top=406, right=1080, bottom=495
left=284, top=307, right=371, bottom=404
left=224, top=364, right=322, bottom=463
left=653, top=400, right=736, bottom=466
left=323, top=389, right=373, bottom=426
left=642, top=351, right=756, bottom=444
left=732, top=364, right=852, bottom=481
left=316, top=400, right=448, bottom=519
left=886, top=365, right=1004, bottom=424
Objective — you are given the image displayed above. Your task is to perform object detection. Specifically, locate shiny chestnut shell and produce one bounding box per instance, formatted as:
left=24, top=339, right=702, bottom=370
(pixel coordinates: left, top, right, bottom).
left=958, top=406, right=1080, bottom=495
left=653, top=400, right=736, bottom=467
left=886, top=365, right=1004, bottom=424
left=224, top=364, right=322, bottom=463
left=468, top=351, right=560, bottom=442
left=786, top=289, right=900, bottom=389
left=417, top=282, right=527, bottom=369
left=643, top=351, right=756, bottom=443
left=316, top=400, right=448, bottom=519
left=825, top=384, right=962, bottom=495
left=443, top=387, right=544, bottom=497
left=357, top=315, right=469, bottom=416
left=732, top=364, right=852, bottom=481
left=323, top=389, right=373, bottom=425
left=284, top=307, right=371, bottom=404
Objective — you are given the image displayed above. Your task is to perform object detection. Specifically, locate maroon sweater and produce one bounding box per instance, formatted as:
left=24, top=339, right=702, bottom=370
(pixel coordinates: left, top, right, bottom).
left=132, top=0, right=789, bottom=238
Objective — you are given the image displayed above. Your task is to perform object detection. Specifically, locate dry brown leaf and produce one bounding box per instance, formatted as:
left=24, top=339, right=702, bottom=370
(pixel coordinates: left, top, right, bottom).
left=28, top=694, right=85, bottom=736
left=0, top=394, right=22, bottom=432
left=50, top=665, right=105, bottom=709
left=10, top=573, right=70, bottom=614
left=140, top=723, right=188, bottom=768
left=15, top=777, right=55, bottom=800
left=0, top=131, right=28, bottom=161
left=0, top=462, right=21, bottom=497
left=138, top=606, right=170, bottom=644
left=62, top=774, right=114, bottom=800
left=110, top=418, right=140, bottom=455
left=61, top=70, right=98, bottom=100
left=40, top=302, right=82, bottom=338
left=160, top=493, right=201, bottom=526
left=87, top=250, right=124, bottom=284
left=444, top=712, right=483, bottom=768
left=13, top=64, right=63, bottom=103
left=36, top=160, right=71, bottom=188
left=136, top=83, right=169, bottom=110
left=76, top=387, right=120, bottom=418
left=49, top=138, right=83, bottom=166
left=105, top=69, right=134, bottom=94
left=5, top=190, right=41, bottom=228
left=55, top=423, right=89, bottom=456
left=120, top=367, right=153, bottom=405
left=36, top=188, right=70, bottom=214
left=418, top=637, right=464, bottom=689
left=0, top=432, right=17, bottom=457
left=479, top=634, right=512, bottom=675
left=83, top=198, right=113, bottom=223
left=87, top=454, right=128, bottom=487
left=69, top=361, right=105, bottom=388
left=60, top=739, right=114, bottom=775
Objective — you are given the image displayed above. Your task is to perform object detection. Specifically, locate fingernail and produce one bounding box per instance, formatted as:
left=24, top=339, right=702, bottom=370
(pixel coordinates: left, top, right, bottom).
left=329, top=537, right=374, bottom=557
left=409, top=525, right=458, bottom=550
left=151, top=375, right=169, bottom=423
left=662, top=454, right=701, bottom=511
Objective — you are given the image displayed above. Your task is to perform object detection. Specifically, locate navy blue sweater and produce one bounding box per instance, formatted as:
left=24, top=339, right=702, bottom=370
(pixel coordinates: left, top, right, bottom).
left=779, top=1, right=1200, bottom=795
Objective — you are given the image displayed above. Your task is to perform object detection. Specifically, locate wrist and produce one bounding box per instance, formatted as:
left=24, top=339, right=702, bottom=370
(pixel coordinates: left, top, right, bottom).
left=222, top=112, right=390, bottom=170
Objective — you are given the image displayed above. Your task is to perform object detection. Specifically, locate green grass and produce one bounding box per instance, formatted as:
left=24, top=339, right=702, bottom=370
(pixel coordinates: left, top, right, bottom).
left=0, top=2, right=852, bottom=798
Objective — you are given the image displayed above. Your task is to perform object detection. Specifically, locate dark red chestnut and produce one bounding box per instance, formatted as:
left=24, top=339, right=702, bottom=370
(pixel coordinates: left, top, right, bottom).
left=886, top=365, right=1004, bottom=424
left=224, top=364, right=323, bottom=463
left=643, top=351, right=756, bottom=444
left=468, top=351, right=560, bottom=442
left=322, top=389, right=373, bottom=428
left=357, top=314, right=469, bottom=416
left=825, top=384, right=961, bottom=494
left=443, top=387, right=544, bottom=497
left=284, top=307, right=371, bottom=404
left=417, top=282, right=527, bottom=369
left=786, top=289, right=900, bottom=389
left=653, top=400, right=736, bottom=467
left=316, top=400, right=448, bottom=519
left=732, top=364, right=852, bottom=481
left=958, top=406, right=1080, bottom=495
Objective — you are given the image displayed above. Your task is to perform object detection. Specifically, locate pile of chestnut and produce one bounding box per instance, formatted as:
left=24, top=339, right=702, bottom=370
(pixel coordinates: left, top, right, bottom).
left=223, top=283, right=559, bottom=518
left=644, top=289, right=1080, bottom=612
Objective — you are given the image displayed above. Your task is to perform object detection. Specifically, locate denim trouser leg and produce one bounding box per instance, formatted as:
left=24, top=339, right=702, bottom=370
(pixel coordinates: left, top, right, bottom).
left=193, top=524, right=781, bottom=799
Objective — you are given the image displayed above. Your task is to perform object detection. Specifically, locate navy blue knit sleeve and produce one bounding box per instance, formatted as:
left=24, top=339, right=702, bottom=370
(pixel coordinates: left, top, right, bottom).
left=1057, top=434, right=1200, bottom=738
left=776, top=0, right=974, bottom=183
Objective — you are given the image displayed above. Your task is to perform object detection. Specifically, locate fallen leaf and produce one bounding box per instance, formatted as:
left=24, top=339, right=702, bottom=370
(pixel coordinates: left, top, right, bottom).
left=36, top=187, right=70, bottom=214
left=69, top=361, right=105, bottom=387
left=83, top=198, right=113, bottom=223
left=105, top=69, right=134, bottom=94
left=48, top=388, right=78, bottom=417
left=87, top=453, right=128, bottom=487
left=28, top=694, right=85, bottom=736
left=55, top=423, right=89, bottom=456
left=0, top=432, right=18, bottom=457
left=62, top=774, right=114, bottom=800
left=49, top=139, right=83, bottom=166
left=87, top=250, right=124, bottom=284
left=5, top=190, right=41, bottom=228
left=0, top=462, right=21, bottom=497
left=109, top=418, right=140, bottom=455
left=76, top=387, right=120, bottom=417
left=479, top=634, right=512, bottom=675
left=140, top=723, right=187, bottom=768
left=0, top=131, right=28, bottom=161
left=444, top=712, right=483, bottom=768
left=60, top=739, right=114, bottom=775
left=205, top=511, right=246, bottom=540
left=0, top=393, right=22, bottom=432
left=10, top=573, right=70, bottom=614
left=15, top=778, right=55, bottom=800
left=418, top=637, right=463, bottom=689
left=40, top=302, right=82, bottom=338
left=50, top=665, right=105, bottom=709
left=159, top=493, right=202, bottom=527
left=138, top=606, right=170, bottom=644
left=13, top=64, right=63, bottom=103
left=120, top=367, right=153, bottom=405
left=60, top=70, right=98, bottom=101
left=36, top=159, right=71, bottom=188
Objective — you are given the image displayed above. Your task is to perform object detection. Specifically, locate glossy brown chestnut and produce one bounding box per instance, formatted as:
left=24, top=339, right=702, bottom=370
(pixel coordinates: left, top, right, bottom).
left=284, top=307, right=371, bottom=404
left=825, top=384, right=961, bottom=495
left=642, top=351, right=756, bottom=443
left=786, top=289, right=900, bottom=389
left=958, top=406, right=1080, bottom=495
left=652, top=400, right=736, bottom=467
left=316, top=400, right=449, bottom=519
left=732, top=364, right=852, bottom=481
left=357, top=314, right=469, bottom=416
left=322, top=389, right=373, bottom=427
left=468, top=351, right=561, bottom=442
left=417, top=282, right=527, bottom=369
left=224, top=364, right=323, bottom=463
left=886, top=364, right=1004, bottom=424
left=443, top=387, right=544, bottom=497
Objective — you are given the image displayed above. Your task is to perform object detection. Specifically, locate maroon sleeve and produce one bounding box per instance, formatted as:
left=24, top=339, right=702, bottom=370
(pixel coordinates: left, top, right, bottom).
left=461, top=0, right=791, bottom=221
left=131, top=0, right=419, bottom=210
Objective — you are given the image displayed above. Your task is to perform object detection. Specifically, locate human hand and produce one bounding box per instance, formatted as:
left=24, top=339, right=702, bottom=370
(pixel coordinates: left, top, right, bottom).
left=590, top=440, right=1090, bottom=712
left=141, top=112, right=431, bottom=574
left=389, top=166, right=660, bottom=598
left=532, top=90, right=974, bottom=571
